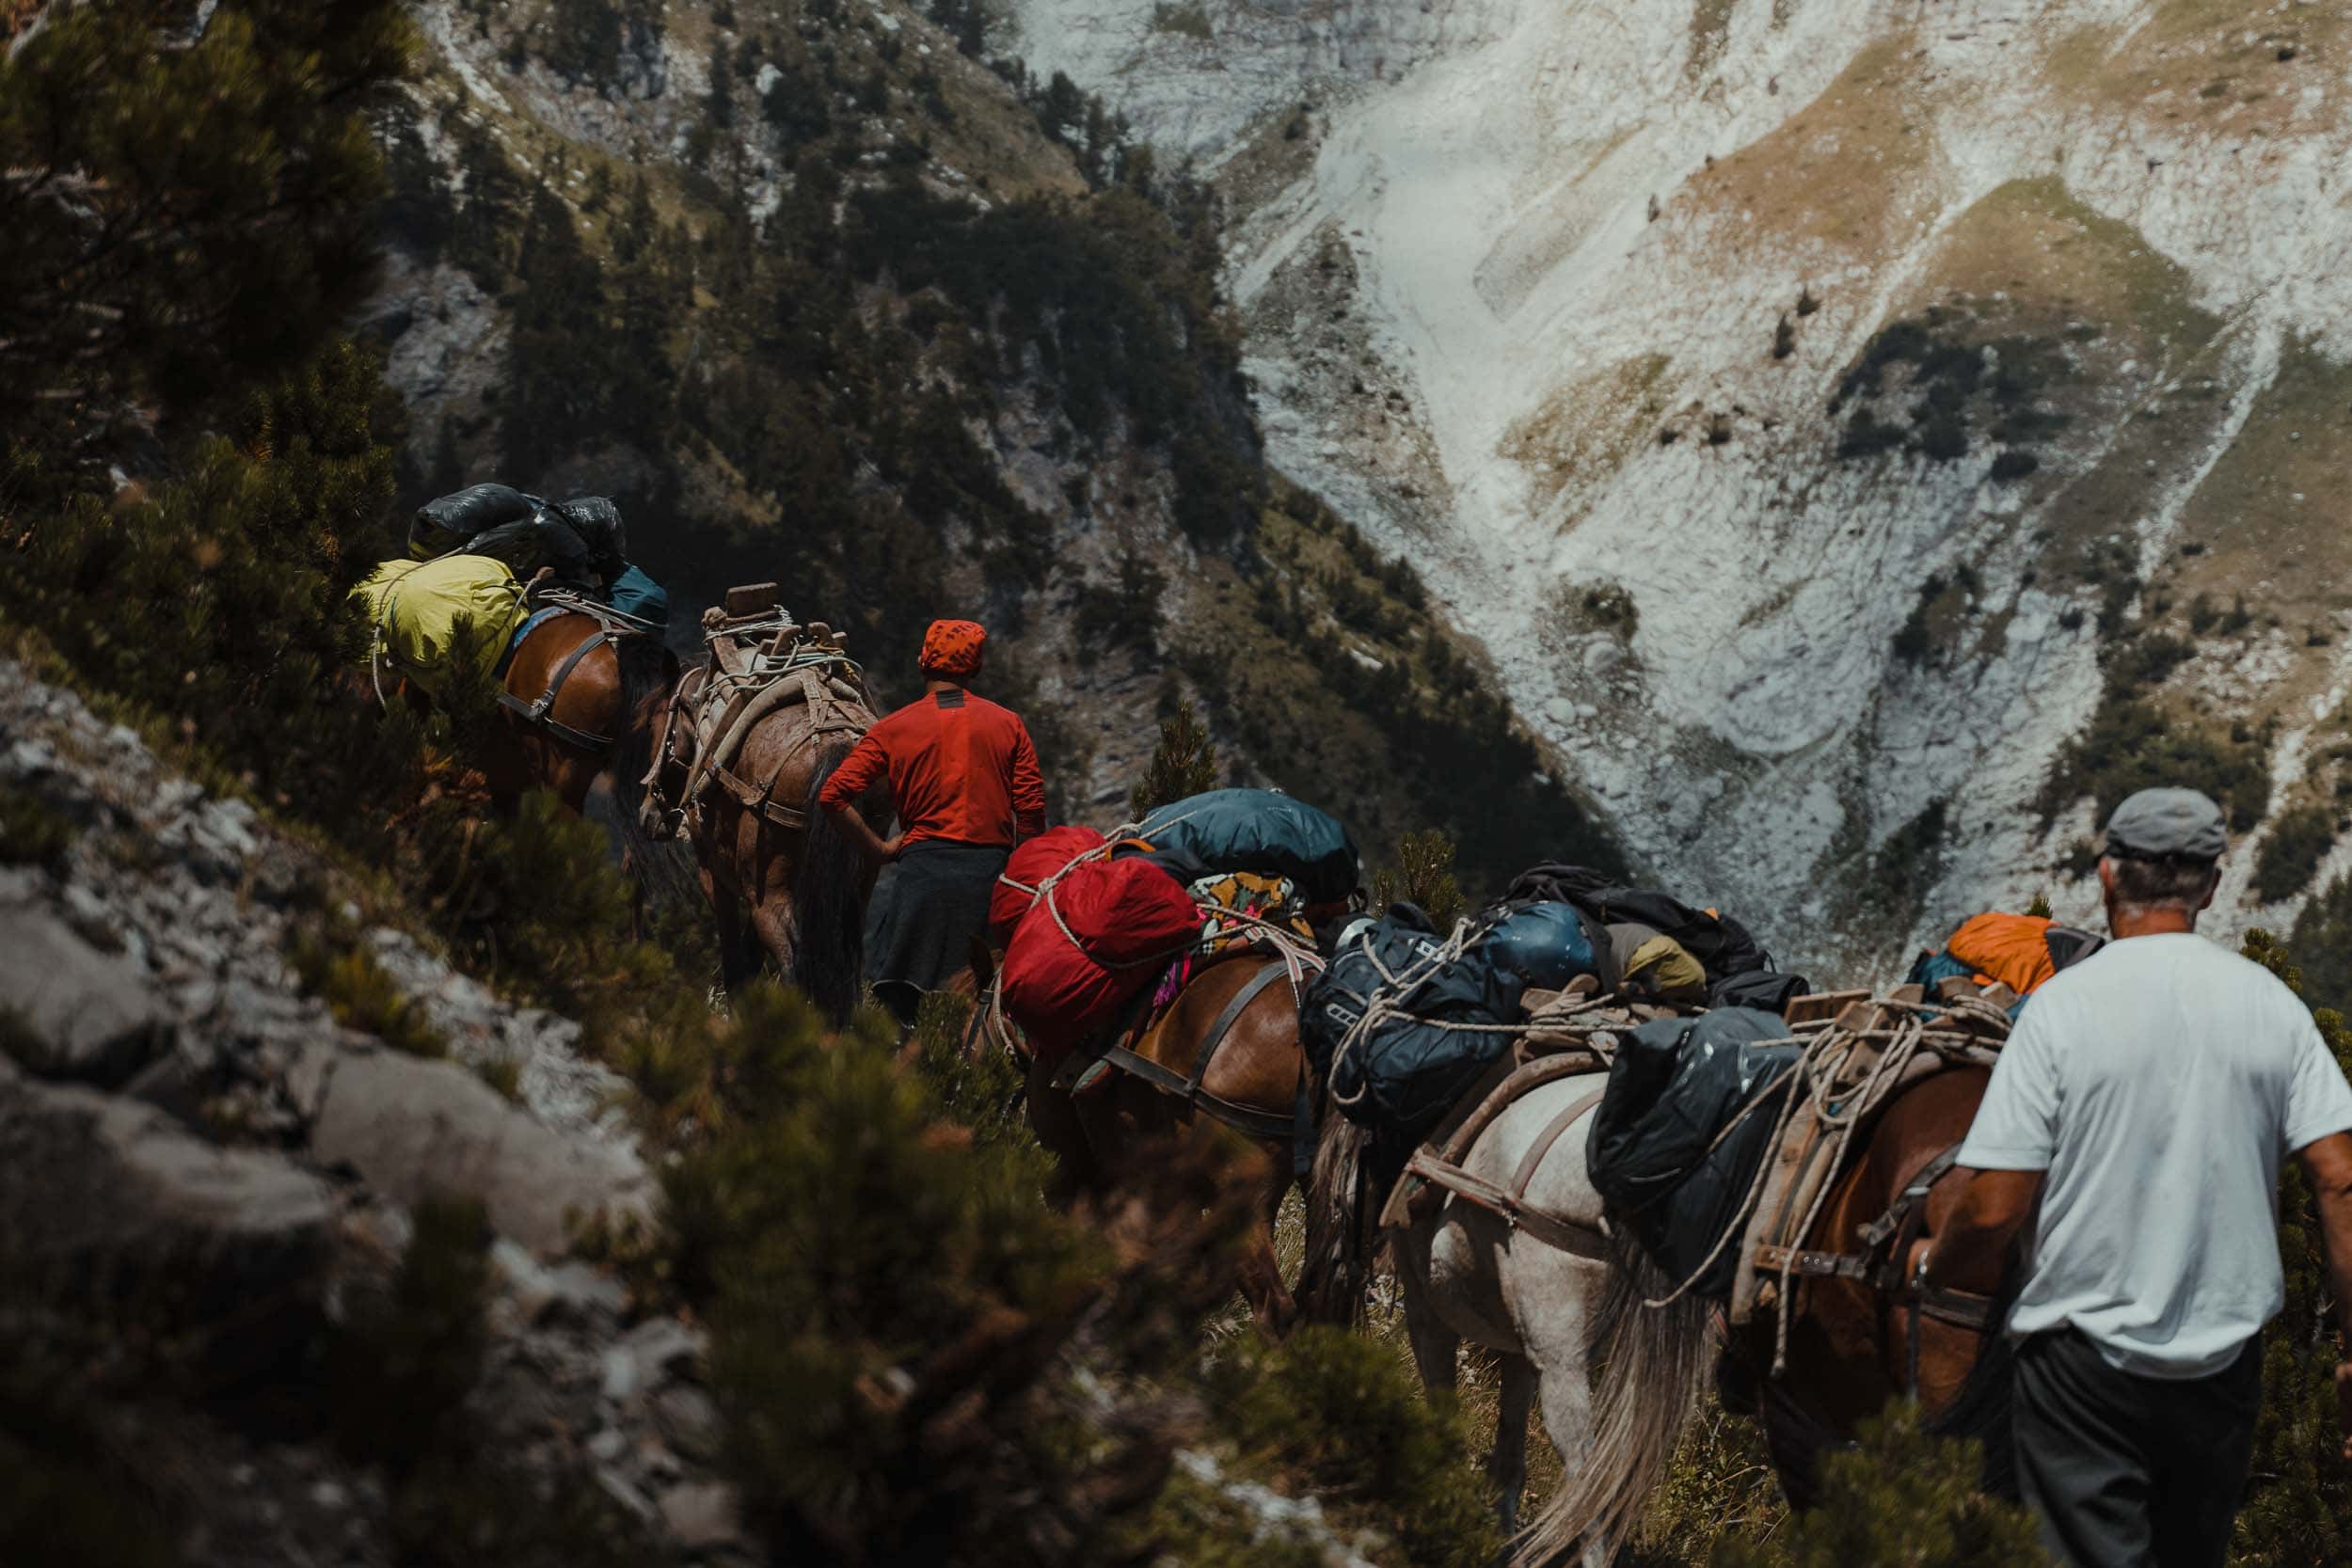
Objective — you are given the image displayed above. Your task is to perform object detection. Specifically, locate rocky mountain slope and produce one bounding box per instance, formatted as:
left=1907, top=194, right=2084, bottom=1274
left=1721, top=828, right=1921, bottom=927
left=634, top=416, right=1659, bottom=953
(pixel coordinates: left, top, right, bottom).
left=364, top=0, right=1618, bottom=884
left=0, top=657, right=745, bottom=1565
left=1005, top=0, right=2352, bottom=972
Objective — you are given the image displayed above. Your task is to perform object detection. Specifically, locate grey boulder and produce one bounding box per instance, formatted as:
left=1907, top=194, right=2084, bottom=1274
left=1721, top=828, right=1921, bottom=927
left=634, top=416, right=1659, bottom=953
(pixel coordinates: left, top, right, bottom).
left=0, top=904, right=171, bottom=1085
left=309, top=1046, right=655, bottom=1257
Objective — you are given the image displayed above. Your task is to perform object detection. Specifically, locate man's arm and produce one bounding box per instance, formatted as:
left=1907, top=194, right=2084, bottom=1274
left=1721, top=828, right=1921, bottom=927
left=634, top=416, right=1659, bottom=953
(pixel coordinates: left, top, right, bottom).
left=818, top=735, right=901, bottom=865
left=1009, top=720, right=1047, bottom=842
left=1918, top=1168, right=2044, bottom=1294
left=2295, top=1131, right=2352, bottom=1462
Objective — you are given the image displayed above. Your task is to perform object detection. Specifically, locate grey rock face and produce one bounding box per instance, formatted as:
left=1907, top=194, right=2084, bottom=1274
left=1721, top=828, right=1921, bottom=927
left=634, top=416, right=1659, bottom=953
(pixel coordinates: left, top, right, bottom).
left=0, top=903, right=172, bottom=1085
left=310, top=1046, right=656, bottom=1257
left=0, top=1069, right=334, bottom=1321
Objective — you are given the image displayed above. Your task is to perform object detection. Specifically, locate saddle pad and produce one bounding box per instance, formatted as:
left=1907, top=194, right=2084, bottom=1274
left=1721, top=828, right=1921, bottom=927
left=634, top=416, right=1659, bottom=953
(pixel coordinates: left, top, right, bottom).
left=497, top=606, right=569, bottom=676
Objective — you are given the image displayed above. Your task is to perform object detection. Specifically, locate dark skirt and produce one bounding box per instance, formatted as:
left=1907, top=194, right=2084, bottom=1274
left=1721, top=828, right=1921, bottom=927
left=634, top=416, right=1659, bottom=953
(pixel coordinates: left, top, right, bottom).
left=865, top=840, right=1009, bottom=1015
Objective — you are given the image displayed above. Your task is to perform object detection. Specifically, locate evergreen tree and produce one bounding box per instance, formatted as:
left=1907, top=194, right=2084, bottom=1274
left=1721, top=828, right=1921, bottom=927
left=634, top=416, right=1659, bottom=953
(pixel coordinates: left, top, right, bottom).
left=707, top=37, right=737, bottom=127
left=0, top=0, right=414, bottom=439
left=1130, top=700, right=1218, bottom=819
left=427, top=415, right=465, bottom=499
left=501, top=184, right=607, bottom=478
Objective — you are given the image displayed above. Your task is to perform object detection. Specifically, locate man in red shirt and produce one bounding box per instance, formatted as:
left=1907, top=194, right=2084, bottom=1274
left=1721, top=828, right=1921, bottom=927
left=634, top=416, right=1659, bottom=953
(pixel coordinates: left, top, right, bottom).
left=819, top=619, right=1047, bottom=1022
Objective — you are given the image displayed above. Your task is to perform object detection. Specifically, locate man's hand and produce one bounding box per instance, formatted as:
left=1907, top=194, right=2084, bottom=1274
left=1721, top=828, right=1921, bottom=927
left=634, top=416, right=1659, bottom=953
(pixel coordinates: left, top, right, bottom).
left=878, top=833, right=906, bottom=864
left=1917, top=1167, right=2042, bottom=1295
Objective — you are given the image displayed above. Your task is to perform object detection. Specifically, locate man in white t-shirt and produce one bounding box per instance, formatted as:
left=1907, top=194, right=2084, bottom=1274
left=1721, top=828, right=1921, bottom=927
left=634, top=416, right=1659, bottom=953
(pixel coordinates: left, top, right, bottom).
left=1918, top=786, right=2352, bottom=1568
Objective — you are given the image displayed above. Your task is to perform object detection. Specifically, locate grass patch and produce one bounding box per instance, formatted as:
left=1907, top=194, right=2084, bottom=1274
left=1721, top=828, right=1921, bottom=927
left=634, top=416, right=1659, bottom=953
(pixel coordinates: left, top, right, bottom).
left=1150, top=2, right=1213, bottom=40
left=0, top=782, right=77, bottom=869
left=292, top=933, right=449, bottom=1059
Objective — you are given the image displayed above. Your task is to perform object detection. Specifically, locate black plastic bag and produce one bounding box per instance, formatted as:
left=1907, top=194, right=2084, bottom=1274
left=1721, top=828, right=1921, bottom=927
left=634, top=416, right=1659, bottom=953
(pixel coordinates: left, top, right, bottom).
left=410, top=483, right=538, bottom=560
left=1587, top=1007, right=1800, bottom=1296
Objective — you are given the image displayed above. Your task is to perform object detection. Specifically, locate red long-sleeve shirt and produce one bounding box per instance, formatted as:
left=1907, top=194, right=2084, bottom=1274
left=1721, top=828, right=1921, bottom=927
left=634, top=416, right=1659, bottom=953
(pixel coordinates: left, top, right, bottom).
left=818, top=688, right=1047, bottom=848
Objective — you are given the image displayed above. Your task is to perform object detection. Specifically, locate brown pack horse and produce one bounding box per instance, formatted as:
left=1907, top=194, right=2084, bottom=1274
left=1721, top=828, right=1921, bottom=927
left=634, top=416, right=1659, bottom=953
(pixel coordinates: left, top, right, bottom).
left=485, top=610, right=699, bottom=905
left=1548, top=1065, right=2010, bottom=1556
left=1006, top=952, right=1356, bottom=1336
left=646, top=669, right=877, bottom=1023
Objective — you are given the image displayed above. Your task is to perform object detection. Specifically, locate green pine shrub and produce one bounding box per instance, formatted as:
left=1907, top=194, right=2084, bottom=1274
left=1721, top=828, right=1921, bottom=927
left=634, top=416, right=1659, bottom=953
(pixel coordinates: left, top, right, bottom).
left=0, top=779, right=78, bottom=870
left=657, top=980, right=1259, bottom=1565
left=1711, top=1402, right=2048, bottom=1568
left=905, top=990, right=1035, bottom=1152
left=329, top=1195, right=492, bottom=1473
left=2233, top=929, right=2352, bottom=1566
left=1188, top=1326, right=1502, bottom=1568
left=0, top=0, right=414, bottom=436
left=2039, top=698, right=2271, bottom=834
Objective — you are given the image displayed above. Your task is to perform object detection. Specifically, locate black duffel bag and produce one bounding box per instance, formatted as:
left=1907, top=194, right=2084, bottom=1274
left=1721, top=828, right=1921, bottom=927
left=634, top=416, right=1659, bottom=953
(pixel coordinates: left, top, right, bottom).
left=1586, top=1007, right=1800, bottom=1297
left=1304, top=904, right=1523, bottom=1142
left=1507, top=861, right=1775, bottom=981
left=410, top=483, right=541, bottom=561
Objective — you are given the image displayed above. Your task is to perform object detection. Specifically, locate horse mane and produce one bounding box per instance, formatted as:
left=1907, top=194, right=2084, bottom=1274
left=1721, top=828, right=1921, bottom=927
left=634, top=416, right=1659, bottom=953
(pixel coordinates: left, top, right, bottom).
left=791, top=738, right=867, bottom=1025
left=1517, top=1226, right=1713, bottom=1567
left=611, top=636, right=700, bottom=912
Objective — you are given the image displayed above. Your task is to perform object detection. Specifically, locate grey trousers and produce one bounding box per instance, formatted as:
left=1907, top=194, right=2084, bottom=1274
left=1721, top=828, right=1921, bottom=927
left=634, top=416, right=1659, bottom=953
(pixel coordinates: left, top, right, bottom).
left=2012, top=1327, right=2263, bottom=1568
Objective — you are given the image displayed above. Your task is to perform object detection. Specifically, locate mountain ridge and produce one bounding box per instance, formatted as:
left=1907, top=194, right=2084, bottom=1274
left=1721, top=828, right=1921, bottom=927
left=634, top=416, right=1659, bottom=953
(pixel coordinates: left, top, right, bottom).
left=1003, top=0, right=2352, bottom=974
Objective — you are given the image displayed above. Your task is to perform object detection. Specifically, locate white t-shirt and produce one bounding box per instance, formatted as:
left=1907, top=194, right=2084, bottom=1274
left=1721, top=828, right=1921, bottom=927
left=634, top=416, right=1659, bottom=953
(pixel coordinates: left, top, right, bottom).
left=1957, top=930, right=2352, bottom=1379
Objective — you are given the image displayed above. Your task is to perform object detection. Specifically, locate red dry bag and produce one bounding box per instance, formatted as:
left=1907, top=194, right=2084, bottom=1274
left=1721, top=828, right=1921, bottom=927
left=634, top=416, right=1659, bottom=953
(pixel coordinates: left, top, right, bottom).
left=1000, top=856, right=1201, bottom=1064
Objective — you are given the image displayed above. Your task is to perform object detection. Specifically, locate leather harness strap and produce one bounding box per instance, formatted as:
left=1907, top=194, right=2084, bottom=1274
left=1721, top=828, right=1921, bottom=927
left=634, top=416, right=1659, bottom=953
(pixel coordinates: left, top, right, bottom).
left=1507, top=1087, right=1609, bottom=1202
left=1095, top=960, right=1303, bottom=1148
left=499, top=622, right=616, bottom=753
left=1187, top=961, right=1292, bottom=1090
left=1399, top=1085, right=1612, bottom=1261
left=1750, top=1138, right=1998, bottom=1335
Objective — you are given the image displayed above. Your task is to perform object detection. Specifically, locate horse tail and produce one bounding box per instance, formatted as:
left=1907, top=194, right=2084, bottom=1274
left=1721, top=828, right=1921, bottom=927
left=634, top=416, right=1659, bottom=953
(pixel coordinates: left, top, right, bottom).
left=1516, top=1227, right=1714, bottom=1567
left=611, top=636, right=699, bottom=913
left=791, top=738, right=866, bottom=1026
left=1296, top=1083, right=1373, bottom=1327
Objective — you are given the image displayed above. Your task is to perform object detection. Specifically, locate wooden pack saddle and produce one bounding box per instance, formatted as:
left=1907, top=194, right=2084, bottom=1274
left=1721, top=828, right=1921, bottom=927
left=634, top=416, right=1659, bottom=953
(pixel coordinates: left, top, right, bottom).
left=639, top=582, right=875, bottom=837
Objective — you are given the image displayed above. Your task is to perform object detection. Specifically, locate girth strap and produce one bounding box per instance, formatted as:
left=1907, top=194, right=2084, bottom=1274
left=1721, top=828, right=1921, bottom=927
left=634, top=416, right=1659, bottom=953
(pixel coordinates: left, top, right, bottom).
left=499, top=624, right=614, bottom=753
left=1095, top=1044, right=1299, bottom=1143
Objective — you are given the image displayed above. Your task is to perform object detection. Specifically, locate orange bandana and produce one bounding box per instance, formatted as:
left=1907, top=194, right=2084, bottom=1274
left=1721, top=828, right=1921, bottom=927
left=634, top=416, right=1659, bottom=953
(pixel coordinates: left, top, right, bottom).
left=920, top=618, right=987, bottom=678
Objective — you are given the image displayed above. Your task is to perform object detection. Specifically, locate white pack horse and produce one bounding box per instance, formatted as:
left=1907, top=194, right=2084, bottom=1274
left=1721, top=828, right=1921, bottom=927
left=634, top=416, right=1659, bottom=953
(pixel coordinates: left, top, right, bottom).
left=1303, top=1071, right=1712, bottom=1566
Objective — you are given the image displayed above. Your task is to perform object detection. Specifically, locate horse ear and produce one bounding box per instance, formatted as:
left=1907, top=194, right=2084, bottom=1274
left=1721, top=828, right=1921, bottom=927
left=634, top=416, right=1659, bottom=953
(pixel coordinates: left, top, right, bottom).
left=967, top=935, right=998, bottom=992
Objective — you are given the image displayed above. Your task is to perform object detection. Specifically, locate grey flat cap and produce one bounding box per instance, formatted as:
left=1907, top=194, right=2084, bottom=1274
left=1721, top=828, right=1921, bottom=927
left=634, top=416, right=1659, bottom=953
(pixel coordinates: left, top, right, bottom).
left=2104, top=787, right=2227, bottom=862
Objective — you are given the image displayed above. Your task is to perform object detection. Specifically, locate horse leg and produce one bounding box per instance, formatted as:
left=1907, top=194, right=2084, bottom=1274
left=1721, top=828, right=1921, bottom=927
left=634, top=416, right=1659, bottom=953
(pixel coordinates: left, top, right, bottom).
left=1026, top=1057, right=1100, bottom=1211
left=753, top=888, right=800, bottom=987
left=1400, top=1251, right=1461, bottom=1399
left=1533, top=1354, right=1612, bottom=1568
left=1489, top=1353, right=1537, bottom=1540
left=1235, top=1156, right=1299, bottom=1339
left=709, top=879, right=762, bottom=1000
